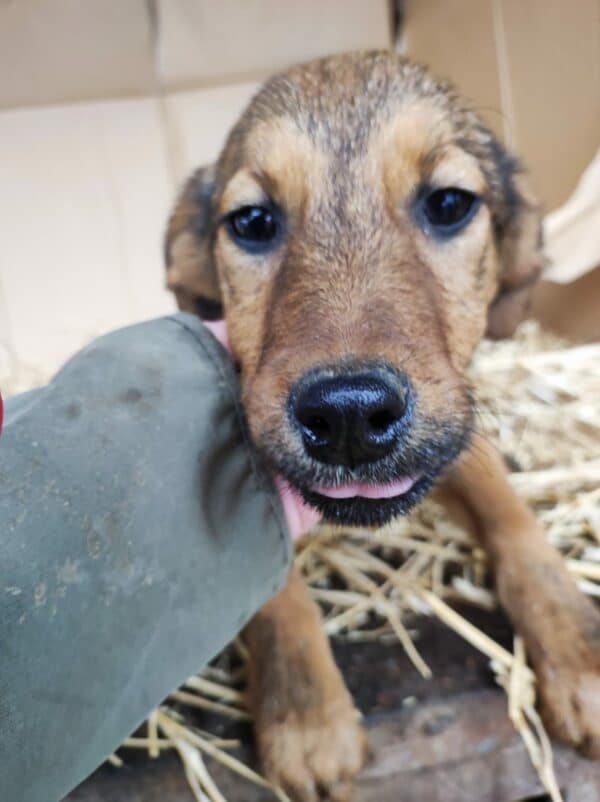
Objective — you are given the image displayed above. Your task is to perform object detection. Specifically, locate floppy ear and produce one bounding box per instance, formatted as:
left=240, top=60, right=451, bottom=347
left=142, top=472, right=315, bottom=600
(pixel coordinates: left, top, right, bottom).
left=164, top=164, right=223, bottom=320
left=486, top=167, right=545, bottom=339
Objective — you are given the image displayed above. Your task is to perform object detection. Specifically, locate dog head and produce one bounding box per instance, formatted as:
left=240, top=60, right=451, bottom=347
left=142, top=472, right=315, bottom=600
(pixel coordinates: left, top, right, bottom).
left=165, top=52, right=543, bottom=526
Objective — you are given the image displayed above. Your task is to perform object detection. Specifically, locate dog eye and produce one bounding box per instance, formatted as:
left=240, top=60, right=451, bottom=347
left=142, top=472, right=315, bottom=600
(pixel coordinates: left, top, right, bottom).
left=422, top=188, right=479, bottom=233
left=226, top=205, right=279, bottom=250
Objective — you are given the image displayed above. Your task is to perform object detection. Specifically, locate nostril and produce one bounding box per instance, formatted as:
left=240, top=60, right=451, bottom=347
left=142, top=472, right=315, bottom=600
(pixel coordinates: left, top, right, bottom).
left=302, top=413, right=331, bottom=442
left=366, top=390, right=406, bottom=435
left=295, top=397, right=337, bottom=446
left=368, top=408, right=399, bottom=432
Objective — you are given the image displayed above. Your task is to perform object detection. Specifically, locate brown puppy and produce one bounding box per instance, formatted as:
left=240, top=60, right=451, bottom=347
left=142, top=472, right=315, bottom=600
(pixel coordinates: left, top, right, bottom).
left=165, top=52, right=600, bottom=801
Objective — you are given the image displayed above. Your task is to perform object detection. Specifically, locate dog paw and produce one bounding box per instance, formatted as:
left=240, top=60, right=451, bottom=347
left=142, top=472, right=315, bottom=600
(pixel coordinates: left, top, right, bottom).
left=536, top=660, right=600, bottom=757
left=493, top=534, right=600, bottom=758
left=256, top=697, right=368, bottom=802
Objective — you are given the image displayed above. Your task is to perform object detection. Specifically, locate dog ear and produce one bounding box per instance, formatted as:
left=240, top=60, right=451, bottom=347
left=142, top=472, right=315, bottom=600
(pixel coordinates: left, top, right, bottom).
left=486, top=164, right=545, bottom=339
left=164, top=164, right=223, bottom=320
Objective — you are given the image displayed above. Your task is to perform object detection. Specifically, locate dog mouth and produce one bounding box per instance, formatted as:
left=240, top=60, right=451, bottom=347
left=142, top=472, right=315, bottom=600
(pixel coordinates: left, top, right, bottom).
left=271, top=425, right=471, bottom=531
left=301, top=471, right=436, bottom=528
left=276, top=452, right=446, bottom=536
left=276, top=474, right=429, bottom=538
left=201, top=318, right=470, bottom=532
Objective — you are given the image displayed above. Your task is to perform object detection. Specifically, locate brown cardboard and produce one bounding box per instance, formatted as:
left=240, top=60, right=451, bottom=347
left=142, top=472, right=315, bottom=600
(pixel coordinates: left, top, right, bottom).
left=164, top=83, right=261, bottom=181
left=400, top=0, right=505, bottom=137
left=533, top=147, right=600, bottom=340
left=156, top=0, right=392, bottom=90
left=532, top=268, right=600, bottom=342
left=401, top=0, right=600, bottom=213
left=544, top=149, right=600, bottom=284
left=0, top=0, right=155, bottom=109
left=0, top=99, right=175, bottom=371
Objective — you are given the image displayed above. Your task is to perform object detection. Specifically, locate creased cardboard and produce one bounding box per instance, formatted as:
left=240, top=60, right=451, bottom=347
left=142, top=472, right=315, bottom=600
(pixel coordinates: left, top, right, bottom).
left=0, top=99, right=175, bottom=371
left=0, top=0, right=156, bottom=109
left=156, top=0, right=392, bottom=90
left=401, top=0, right=600, bottom=213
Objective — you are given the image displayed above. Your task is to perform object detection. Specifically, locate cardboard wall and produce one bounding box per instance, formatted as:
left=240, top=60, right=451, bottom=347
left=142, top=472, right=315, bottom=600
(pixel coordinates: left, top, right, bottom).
left=156, top=0, right=393, bottom=91
left=0, top=99, right=174, bottom=371
left=0, top=0, right=156, bottom=108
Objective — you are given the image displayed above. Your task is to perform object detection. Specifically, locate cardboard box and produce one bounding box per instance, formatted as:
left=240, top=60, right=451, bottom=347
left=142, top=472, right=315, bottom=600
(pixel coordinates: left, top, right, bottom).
left=156, top=0, right=392, bottom=90
left=401, top=0, right=600, bottom=213
left=534, top=148, right=600, bottom=341
left=0, top=99, right=175, bottom=372
left=532, top=269, right=600, bottom=343
left=164, top=82, right=261, bottom=180
left=0, top=0, right=155, bottom=108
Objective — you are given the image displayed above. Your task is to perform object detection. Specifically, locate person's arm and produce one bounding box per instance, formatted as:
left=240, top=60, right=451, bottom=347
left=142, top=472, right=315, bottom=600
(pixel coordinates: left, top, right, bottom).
left=0, top=313, right=293, bottom=802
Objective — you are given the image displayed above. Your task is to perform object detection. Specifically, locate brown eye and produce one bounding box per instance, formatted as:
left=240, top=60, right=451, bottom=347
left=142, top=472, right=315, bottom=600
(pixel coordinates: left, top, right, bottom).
left=226, top=205, right=279, bottom=252
left=423, top=188, right=479, bottom=233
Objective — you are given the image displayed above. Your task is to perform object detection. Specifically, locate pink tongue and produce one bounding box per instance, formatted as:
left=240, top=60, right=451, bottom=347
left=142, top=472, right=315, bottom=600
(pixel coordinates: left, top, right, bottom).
left=311, top=476, right=418, bottom=500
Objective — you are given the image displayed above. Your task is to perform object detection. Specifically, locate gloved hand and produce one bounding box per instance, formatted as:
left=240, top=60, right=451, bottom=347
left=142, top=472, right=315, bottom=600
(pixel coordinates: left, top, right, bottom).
left=0, top=312, right=316, bottom=802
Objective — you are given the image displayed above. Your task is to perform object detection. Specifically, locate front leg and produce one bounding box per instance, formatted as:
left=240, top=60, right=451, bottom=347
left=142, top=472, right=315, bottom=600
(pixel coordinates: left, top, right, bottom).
left=444, top=433, right=600, bottom=755
left=243, top=566, right=367, bottom=802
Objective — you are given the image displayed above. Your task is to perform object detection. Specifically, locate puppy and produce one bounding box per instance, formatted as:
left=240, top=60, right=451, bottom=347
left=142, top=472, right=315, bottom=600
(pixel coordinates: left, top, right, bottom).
left=165, top=52, right=600, bottom=801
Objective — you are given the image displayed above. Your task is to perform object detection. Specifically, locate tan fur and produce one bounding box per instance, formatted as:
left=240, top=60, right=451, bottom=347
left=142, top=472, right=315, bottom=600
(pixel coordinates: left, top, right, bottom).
left=164, top=52, right=599, bottom=801
left=244, top=568, right=367, bottom=800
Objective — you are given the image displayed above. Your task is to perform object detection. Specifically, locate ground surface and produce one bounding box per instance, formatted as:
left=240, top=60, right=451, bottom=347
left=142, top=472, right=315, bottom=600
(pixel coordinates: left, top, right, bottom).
left=65, top=608, right=600, bottom=802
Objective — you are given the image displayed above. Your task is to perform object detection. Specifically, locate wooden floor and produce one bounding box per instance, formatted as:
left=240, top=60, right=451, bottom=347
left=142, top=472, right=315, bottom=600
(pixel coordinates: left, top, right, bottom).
left=65, top=608, right=600, bottom=802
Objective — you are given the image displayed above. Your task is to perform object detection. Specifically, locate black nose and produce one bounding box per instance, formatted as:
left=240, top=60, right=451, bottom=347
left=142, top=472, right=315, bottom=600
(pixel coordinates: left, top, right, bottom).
left=292, top=372, right=409, bottom=467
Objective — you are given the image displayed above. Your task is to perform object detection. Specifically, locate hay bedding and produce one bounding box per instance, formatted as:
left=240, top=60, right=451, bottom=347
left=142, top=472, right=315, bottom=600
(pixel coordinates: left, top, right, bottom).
left=3, top=324, right=598, bottom=801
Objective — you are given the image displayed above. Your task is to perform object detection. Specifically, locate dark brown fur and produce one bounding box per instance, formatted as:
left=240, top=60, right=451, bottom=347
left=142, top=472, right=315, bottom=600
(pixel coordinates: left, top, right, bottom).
left=165, top=52, right=600, bottom=801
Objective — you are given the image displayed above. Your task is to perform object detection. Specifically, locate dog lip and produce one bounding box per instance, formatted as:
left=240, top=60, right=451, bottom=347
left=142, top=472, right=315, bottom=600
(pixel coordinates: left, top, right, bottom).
left=309, top=475, right=421, bottom=500
left=275, top=476, right=322, bottom=541
left=302, top=473, right=436, bottom=528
